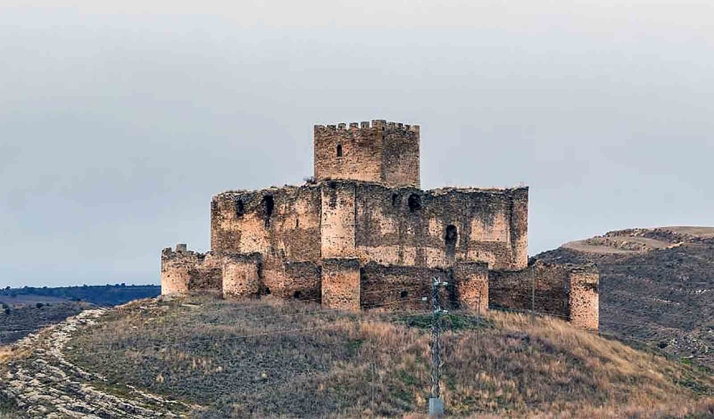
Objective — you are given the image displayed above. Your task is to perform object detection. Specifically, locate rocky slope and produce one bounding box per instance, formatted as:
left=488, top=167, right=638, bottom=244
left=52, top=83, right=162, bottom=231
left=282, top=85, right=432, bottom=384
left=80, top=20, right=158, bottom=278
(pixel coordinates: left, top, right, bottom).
left=0, top=308, right=190, bottom=418
left=2, top=296, right=713, bottom=418
left=536, top=226, right=714, bottom=369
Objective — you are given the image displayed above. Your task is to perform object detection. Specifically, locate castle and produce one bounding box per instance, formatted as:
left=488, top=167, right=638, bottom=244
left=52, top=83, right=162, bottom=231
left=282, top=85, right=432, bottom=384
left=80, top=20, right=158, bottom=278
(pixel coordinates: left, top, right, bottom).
left=161, top=120, right=599, bottom=329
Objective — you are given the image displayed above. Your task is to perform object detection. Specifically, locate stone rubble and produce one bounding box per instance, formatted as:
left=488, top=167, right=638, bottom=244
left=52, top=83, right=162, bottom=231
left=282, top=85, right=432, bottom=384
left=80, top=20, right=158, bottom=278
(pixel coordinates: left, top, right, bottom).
left=1, top=309, right=190, bottom=418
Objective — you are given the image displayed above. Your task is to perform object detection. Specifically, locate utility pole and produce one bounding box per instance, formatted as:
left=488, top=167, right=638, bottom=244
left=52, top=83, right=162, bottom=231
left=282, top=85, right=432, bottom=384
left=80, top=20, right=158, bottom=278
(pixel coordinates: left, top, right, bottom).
left=429, top=277, right=445, bottom=417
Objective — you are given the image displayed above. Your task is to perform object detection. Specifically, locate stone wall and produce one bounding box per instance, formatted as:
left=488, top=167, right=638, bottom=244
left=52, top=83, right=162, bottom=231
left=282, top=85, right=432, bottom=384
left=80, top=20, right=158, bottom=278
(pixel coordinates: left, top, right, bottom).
left=568, top=267, right=599, bottom=330
left=489, top=261, right=600, bottom=330
left=321, top=258, right=361, bottom=311
left=160, top=246, right=222, bottom=295
left=350, top=182, right=528, bottom=270
left=452, top=262, right=489, bottom=313
left=211, top=180, right=526, bottom=273
left=262, top=256, right=321, bottom=301
left=222, top=253, right=262, bottom=298
left=359, top=263, right=437, bottom=311
left=211, top=185, right=322, bottom=262
left=314, top=120, right=420, bottom=188
left=320, top=182, right=357, bottom=258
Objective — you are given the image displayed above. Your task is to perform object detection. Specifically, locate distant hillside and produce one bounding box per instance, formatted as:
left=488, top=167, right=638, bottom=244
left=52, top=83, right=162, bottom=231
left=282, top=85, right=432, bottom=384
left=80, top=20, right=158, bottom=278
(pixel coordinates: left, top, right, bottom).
left=535, top=226, right=714, bottom=369
left=1, top=296, right=712, bottom=417
left=0, top=285, right=160, bottom=346
left=0, top=284, right=160, bottom=306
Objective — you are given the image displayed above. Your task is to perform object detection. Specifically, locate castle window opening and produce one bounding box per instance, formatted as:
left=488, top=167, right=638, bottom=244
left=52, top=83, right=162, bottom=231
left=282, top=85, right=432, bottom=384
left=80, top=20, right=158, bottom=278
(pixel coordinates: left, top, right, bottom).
left=264, top=287, right=271, bottom=295
left=408, top=194, right=422, bottom=212
left=336, top=144, right=343, bottom=157
left=235, top=199, right=245, bottom=217
left=293, top=291, right=302, bottom=299
left=400, top=290, right=408, bottom=299
left=262, top=195, right=274, bottom=227
left=445, top=225, right=458, bottom=255
left=392, top=193, right=399, bottom=207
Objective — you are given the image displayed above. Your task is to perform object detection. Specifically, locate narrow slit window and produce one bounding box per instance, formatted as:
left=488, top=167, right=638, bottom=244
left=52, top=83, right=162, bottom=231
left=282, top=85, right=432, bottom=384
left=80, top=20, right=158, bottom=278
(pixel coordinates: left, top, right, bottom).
left=262, top=195, right=274, bottom=227
left=445, top=225, right=458, bottom=256
left=235, top=199, right=245, bottom=217
left=336, top=144, right=343, bottom=157
left=408, top=194, right=422, bottom=212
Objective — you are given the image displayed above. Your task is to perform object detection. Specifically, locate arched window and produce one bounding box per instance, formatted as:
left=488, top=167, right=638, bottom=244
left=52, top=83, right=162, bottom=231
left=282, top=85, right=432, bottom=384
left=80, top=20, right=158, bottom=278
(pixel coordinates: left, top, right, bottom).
left=336, top=144, right=343, bottom=157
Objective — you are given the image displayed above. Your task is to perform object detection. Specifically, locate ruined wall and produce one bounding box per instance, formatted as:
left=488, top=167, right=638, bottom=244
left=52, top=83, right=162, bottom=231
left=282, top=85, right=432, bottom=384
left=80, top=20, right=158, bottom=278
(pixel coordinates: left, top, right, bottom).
left=314, top=120, right=420, bottom=188
left=452, top=262, right=489, bottom=313
left=211, top=185, right=322, bottom=262
left=350, top=182, right=528, bottom=270
left=489, top=261, right=600, bottom=329
left=160, top=245, right=222, bottom=295
left=321, top=258, right=361, bottom=311
left=568, top=267, right=599, bottom=330
left=222, top=253, right=262, bottom=298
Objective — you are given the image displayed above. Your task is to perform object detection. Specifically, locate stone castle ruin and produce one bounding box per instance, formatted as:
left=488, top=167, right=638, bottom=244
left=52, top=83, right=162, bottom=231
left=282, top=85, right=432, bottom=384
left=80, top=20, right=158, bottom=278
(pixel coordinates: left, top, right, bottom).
left=161, top=120, right=599, bottom=329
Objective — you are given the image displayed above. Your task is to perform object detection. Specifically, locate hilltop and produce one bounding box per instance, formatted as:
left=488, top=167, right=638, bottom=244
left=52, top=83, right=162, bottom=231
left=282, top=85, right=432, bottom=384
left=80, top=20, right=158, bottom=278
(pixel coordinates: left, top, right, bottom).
left=1, top=296, right=713, bottom=418
left=536, top=226, right=714, bottom=369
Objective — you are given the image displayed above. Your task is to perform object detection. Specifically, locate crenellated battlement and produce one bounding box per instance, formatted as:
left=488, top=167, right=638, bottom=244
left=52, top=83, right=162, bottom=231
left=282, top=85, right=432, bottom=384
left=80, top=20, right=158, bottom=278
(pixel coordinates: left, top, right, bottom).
left=314, top=120, right=420, bottom=133
left=314, top=119, right=420, bottom=188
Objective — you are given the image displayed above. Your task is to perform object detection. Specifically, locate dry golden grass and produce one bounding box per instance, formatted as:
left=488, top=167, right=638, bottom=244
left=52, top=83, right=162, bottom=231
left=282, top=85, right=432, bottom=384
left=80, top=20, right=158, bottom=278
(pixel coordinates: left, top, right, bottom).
left=64, top=296, right=714, bottom=418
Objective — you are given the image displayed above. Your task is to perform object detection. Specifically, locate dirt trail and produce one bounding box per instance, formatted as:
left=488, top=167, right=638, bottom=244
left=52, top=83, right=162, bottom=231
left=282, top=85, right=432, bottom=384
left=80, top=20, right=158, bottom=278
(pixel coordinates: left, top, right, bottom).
left=0, top=309, right=190, bottom=418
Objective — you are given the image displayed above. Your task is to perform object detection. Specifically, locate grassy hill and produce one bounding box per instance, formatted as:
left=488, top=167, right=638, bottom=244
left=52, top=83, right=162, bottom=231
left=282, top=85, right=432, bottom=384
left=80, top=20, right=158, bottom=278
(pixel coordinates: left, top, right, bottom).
left=2, top=295, right=710, bottom=417
left=535, top=226, right=714, bottom=370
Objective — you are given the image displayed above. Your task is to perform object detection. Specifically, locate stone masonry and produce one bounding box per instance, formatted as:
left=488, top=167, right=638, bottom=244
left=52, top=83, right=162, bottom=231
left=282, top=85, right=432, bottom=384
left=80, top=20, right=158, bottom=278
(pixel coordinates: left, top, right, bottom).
left=161, top=119, right=599, bottom=329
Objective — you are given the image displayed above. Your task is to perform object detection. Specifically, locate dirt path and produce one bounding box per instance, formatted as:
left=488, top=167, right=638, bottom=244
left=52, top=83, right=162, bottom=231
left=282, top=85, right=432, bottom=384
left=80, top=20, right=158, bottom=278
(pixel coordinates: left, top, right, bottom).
left=0, top=309, right=191, bottom=418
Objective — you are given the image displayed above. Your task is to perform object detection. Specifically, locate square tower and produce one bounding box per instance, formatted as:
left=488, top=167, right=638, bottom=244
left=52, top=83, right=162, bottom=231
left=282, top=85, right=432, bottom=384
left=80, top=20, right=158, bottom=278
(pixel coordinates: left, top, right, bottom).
left=313, top=120, right=420, bottom=188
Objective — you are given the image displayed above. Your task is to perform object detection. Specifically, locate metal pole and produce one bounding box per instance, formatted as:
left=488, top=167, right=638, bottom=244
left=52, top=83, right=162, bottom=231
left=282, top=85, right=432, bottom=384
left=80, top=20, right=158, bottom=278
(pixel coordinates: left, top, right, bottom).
left=429, top=277, right=444, bottom=417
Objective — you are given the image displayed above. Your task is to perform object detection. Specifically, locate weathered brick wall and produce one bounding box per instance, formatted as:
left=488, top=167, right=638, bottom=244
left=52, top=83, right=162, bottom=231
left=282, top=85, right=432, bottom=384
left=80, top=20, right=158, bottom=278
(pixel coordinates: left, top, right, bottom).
left=211, top=185, right=321, bottom=262
left=160, top=245, right=222, bottom=295
left=489, top=261, right=600, bottom=329
left=453, top=262, right=489, bottom=313
left=222, top=253, right=262, bottom=298
left=314, top=120, right=420, bottom=188
left=321, top=258, right=361, bottom=311
left=349, top=182, right=528, bottom=270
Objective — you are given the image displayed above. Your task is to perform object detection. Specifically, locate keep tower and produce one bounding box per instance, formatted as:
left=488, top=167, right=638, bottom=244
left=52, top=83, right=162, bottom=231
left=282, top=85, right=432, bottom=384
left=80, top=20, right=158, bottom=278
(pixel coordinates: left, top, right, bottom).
left=313, top=120, right=420, bottom=188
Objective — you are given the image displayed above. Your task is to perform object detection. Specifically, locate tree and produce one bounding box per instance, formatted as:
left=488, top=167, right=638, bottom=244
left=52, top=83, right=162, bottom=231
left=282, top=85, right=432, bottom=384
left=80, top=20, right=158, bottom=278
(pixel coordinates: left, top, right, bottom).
left=36, top=302, right=44, bottom=309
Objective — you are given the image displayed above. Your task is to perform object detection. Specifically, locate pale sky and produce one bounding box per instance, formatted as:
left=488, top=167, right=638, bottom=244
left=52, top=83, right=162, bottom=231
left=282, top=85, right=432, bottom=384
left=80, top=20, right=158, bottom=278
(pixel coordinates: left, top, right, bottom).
left=1, top=1, right=713, bottom=287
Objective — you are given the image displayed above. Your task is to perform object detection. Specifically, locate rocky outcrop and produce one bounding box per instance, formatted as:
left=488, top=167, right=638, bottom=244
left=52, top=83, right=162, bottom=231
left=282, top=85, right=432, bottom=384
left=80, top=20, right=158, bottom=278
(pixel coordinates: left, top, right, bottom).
left=0, top=309, right=190, bottom=418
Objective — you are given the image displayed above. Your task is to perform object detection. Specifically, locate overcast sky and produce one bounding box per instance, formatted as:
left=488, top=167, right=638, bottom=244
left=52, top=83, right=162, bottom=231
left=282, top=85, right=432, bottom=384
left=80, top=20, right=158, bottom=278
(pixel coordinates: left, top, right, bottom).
left=1, top=1, right=713, bottom=287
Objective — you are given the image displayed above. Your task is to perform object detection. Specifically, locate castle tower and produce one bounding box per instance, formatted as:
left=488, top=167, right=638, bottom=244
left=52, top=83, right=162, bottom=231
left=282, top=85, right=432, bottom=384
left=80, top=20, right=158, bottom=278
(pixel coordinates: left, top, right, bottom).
left=313, top=120, right=420, bottom=188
